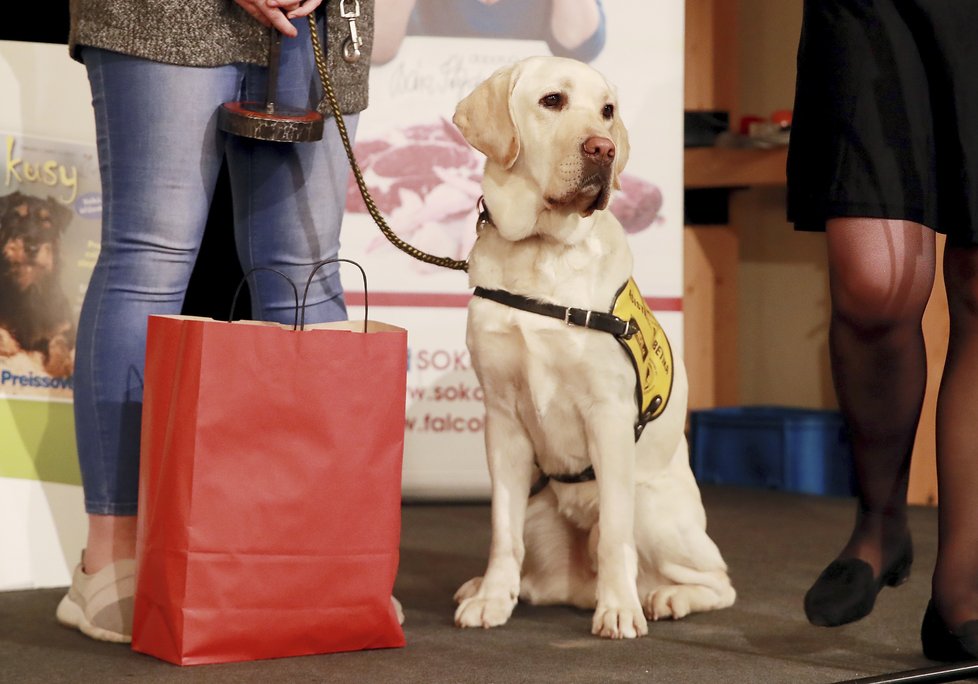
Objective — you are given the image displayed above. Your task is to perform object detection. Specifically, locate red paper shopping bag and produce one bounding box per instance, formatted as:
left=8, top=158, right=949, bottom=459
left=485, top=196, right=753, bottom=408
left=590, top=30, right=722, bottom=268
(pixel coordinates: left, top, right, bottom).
left=131, top=298, right=407, bottom=665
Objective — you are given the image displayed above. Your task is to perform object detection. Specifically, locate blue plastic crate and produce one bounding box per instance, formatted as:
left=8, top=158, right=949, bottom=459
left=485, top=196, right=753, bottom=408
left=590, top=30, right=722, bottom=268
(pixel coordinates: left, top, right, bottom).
left=688, top=406, right=856, bottom=497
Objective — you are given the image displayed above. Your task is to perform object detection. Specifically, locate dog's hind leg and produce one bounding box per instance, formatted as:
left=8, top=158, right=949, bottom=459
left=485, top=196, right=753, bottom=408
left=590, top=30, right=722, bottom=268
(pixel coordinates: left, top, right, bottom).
left=519, top=486, right=597, bottom=609
left=640, top=561, right=736, bottom=621
left=633, top=473, right=736, bottom=620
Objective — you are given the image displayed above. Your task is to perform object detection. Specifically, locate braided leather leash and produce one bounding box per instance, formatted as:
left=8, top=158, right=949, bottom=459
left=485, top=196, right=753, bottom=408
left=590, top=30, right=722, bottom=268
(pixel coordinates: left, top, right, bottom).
left=307, top=15, right=470, bottom=273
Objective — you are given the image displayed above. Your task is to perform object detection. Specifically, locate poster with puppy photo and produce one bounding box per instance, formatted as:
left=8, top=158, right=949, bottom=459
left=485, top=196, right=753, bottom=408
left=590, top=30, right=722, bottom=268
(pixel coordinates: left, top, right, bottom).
left=341, top=0, right=684, bottom=498
left=1, top=39, right=95, bottom=591
left=0, top=132, right=101, bottom=401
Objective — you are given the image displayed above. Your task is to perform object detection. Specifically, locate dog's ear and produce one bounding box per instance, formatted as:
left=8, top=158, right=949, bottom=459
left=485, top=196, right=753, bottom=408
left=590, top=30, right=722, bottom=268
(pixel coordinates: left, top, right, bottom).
left=43, top=197, right=73, bottom=232
left=610, top=111, right=630, bottom=190
left=453, top=64, right=521, bottom=169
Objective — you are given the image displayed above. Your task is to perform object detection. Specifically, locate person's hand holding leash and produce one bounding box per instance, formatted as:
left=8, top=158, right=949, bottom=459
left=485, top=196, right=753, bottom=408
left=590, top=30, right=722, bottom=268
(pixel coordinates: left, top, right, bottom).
left=235, top=0, right=322, bottom=37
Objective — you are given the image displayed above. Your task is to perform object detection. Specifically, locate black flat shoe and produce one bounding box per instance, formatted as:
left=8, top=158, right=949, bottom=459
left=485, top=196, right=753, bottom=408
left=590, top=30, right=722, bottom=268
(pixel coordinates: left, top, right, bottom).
left=921, top=600, right=978, bottom=662
left=803, top=543, right=913, bottom=627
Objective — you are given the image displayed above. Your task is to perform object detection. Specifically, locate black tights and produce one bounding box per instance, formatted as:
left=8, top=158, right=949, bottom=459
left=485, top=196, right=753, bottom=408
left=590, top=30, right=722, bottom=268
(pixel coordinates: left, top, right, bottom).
left=827, top=218, right=978, bottom=629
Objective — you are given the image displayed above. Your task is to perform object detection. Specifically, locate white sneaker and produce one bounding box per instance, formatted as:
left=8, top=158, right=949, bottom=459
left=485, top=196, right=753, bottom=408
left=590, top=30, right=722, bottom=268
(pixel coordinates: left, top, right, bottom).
left=56, top=555, right=135, bottom=643
left=392, top=596, right=405, bottom=625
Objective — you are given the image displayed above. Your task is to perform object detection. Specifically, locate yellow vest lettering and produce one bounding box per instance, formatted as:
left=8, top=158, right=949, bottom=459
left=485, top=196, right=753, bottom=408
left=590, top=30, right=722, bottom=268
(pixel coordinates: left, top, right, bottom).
left=612, top=279, right=673, bottom=423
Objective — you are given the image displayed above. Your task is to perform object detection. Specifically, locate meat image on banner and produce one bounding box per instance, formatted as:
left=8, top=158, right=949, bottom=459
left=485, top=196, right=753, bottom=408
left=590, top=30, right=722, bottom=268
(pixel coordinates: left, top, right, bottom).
left=340, top=0, right=684, bottom=498
left=0, top=132, right=101, bottom=401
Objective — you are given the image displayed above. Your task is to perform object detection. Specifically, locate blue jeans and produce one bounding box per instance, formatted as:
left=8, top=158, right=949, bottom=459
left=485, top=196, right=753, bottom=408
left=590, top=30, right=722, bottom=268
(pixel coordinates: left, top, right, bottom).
left=75, top=20, right=357, bottom=515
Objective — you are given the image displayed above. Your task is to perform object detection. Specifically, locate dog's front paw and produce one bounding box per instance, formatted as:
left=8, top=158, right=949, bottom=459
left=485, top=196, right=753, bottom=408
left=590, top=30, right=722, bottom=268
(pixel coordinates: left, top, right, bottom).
left=453, top=576, right=484, bottom=604
left=44, top=334, right=74, bottom=378
left=455, top=594, right=517, bottom=629
left=0, top=328, right=19, bottom=356
left=454, top=578, right=518, bottom=630
left=643, top=586, right=691, bottom=621
left=591, top=602, right=648, bottom=639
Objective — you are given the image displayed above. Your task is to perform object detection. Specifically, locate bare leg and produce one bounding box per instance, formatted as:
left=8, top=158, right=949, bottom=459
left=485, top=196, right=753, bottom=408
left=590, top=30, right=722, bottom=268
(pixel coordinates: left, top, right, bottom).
left=83, top=515, right=137, bottom=574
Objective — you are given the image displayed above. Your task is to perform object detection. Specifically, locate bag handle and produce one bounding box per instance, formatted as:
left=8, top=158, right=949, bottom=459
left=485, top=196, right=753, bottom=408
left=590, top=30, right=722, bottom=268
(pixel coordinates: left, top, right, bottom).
left=301, top=258, right=369, bottom=333
left=229, top=267, right=300, bottom=330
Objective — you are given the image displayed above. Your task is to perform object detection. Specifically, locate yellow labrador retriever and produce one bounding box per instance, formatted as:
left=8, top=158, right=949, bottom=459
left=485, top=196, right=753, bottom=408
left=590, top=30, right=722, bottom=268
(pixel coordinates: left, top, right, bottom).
left=452, top=56, right=735, bottom=639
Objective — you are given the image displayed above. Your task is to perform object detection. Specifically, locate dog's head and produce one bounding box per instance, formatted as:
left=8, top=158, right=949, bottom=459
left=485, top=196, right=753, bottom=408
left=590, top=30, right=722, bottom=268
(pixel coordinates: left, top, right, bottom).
left=0, top=192, right=73, bottom=293
left=454, top=56, right=630, bottom=237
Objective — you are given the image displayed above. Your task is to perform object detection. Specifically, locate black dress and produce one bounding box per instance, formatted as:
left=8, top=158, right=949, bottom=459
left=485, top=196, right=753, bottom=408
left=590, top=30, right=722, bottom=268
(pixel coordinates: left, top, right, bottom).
left=787, top=0, right=978, bottom=246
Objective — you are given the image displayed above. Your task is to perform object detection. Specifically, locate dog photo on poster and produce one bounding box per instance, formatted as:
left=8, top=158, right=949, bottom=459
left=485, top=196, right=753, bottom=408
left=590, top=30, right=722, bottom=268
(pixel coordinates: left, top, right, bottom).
left=341, top=0, right=684, bottom=498
left=0, top=132, right=101, bottom=401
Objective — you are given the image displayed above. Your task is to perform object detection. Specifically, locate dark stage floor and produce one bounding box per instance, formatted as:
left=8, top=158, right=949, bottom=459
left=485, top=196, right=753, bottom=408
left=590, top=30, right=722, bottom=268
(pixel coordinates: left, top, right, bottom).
left=2, top=486, right=976, bottom=683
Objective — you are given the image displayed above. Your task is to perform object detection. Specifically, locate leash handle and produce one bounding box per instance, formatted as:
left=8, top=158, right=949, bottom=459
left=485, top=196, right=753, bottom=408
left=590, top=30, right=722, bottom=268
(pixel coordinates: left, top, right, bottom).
left=306, top=14, right=469, bottom=273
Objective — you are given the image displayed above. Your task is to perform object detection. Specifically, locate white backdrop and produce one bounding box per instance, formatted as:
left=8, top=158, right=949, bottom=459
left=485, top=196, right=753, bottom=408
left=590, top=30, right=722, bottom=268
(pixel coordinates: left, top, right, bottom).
left=0, top=40, right=93, bottom=590
left=341, top=0, right=686, bottom=499
left=0, top=0, right=684, bottom=589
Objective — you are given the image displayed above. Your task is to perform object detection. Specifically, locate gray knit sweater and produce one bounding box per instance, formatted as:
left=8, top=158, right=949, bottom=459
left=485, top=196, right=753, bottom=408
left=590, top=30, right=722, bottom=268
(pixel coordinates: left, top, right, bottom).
left=68, top=0, right=374, bottom=115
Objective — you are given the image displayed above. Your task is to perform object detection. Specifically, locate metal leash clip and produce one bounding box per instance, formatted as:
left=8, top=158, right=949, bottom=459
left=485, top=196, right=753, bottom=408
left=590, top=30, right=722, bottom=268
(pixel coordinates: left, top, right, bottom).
left=340, top=0, right=363, bottom=63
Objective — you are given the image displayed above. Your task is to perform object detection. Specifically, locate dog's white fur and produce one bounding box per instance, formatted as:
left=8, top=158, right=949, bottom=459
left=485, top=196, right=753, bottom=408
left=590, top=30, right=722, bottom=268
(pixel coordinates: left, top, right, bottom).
left=452, top=56, right=735, bottom=639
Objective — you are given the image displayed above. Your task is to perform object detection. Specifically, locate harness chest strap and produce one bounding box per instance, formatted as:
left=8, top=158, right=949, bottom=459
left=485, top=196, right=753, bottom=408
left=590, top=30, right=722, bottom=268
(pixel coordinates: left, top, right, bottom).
left=472, top=280, right=675, bottom=494
left=472, top=280, right=673, bottom=434
left=472, top=287, right=634, bottom=338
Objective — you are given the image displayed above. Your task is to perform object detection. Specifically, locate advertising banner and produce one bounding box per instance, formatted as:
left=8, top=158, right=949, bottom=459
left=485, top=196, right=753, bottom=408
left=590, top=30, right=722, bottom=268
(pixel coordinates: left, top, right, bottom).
left=341, top=0, right=685, bottom=498
left=0, top=133, right=101, bottom=401
left=0, top=0, right=685, bottom=588
left=0, top=40, right=94, bottom=590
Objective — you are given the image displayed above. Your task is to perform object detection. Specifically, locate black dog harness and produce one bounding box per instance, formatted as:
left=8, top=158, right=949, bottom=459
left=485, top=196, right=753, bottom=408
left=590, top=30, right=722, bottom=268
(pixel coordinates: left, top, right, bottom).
left=471, top=201, right=674, bottom=495
left=473, top=287, right=636, bottom=339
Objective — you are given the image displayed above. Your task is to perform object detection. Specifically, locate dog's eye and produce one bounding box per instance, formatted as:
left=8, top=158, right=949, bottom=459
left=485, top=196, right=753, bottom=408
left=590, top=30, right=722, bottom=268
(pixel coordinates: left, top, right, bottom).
left=602, top=104, right=615, bottom=119
left=539, top=92, right=565, bottom=110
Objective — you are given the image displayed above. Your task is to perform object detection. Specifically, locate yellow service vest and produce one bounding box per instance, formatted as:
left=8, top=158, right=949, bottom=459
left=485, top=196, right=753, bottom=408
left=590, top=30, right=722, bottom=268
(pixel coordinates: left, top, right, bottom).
left=612, top=278, right=673, bottom=428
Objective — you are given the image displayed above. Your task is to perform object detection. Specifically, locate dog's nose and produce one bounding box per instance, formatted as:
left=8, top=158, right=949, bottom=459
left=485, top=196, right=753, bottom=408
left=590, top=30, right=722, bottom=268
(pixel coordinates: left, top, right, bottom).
left=582, top=136, right=616, bottom=166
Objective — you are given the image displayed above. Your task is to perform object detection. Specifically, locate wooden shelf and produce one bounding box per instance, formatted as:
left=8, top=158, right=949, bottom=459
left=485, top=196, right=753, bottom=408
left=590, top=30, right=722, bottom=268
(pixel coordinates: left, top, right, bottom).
left=682, top=0, right=938, bottom=505
left=684, top=146, right=788, bottom=189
